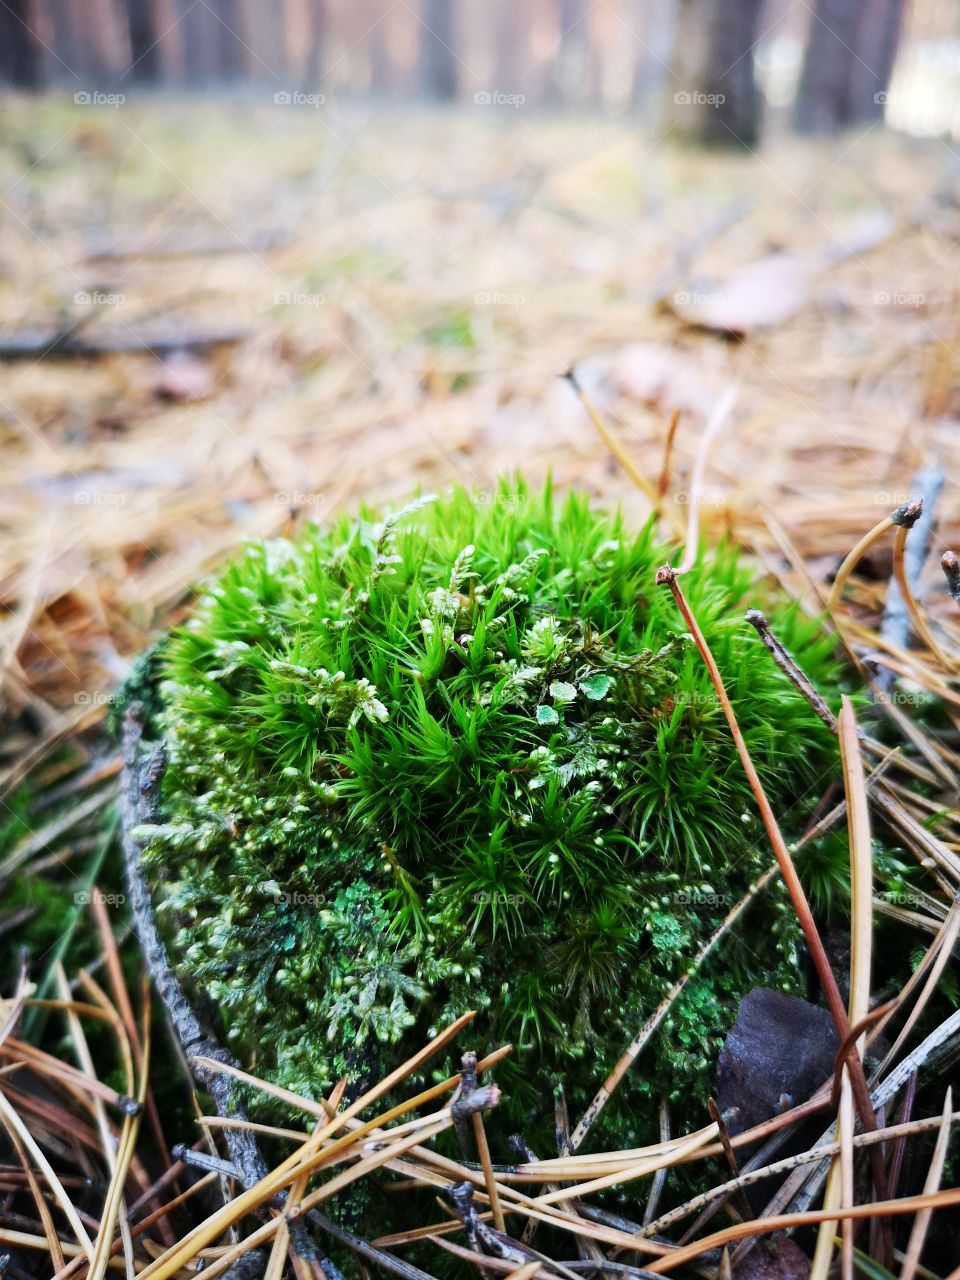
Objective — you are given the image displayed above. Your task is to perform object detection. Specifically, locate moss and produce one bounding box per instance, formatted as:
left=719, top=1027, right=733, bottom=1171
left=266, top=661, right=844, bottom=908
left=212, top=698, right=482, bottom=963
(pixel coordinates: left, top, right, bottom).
left=142, top=478, right=845, bottom=1149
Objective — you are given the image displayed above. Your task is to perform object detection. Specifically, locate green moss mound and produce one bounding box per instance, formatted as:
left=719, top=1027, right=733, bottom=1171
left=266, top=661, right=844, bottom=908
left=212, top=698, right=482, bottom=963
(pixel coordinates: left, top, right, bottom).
left=145, top=479, right=843, bottom=1147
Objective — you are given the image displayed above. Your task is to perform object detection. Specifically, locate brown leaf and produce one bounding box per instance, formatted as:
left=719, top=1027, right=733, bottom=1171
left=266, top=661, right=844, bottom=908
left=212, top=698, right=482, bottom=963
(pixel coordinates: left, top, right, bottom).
left=153, top=352, right=216, bottom=402
left=675, top=253, right=813, bottom=335
left=718, top=988, right=839, bottom=1137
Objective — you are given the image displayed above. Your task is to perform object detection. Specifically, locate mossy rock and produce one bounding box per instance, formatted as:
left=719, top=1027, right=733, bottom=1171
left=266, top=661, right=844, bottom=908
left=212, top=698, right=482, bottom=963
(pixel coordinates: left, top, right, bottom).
left=139, top=479, right=844, bottom=1151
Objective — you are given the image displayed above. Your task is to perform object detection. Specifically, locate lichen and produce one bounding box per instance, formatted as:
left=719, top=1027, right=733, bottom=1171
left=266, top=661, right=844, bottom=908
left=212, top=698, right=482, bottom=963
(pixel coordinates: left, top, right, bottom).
left=142, top=478, right=844, bottom=1147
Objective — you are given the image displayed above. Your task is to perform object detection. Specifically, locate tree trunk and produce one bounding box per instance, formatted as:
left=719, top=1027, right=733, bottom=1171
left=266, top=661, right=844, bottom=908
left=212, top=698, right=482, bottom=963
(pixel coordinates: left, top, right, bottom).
left=698, top=0, right=764, bottom=146
left=303, top=0, right=325, bottom=89
left=0, top=0, right=41, bottom=86
left=123, top=0, right=160, bottom=81
left=793, top=0, right=904, bottom=133
left=548, top=0, right=586, bottom=105
left=493, top=0, right=528, bottom=97
left=793, top=0, right=859, bottom=133
left=420, top=0, right=457, bottom=101
left=669, top=0, right=763, bottom=148
left=215, top=0, right=246, bottom=79
left=631, top=0, right=677, bottom=118
left=847, top=0, right=906, bottom=124
left=176, top=0, right=219, bottom=84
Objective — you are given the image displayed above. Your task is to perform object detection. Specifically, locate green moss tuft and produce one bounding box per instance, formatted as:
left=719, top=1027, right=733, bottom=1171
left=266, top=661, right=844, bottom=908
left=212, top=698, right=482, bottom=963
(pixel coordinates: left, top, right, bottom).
left=144, top=479, right=844, bottom=1146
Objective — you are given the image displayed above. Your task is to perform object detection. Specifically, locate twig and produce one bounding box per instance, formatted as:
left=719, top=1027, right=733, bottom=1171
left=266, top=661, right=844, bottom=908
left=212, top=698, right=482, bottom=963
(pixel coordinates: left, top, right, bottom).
left=452, top=1053, right=504, bottom=1233
left=879, top=469, right=945, bottom=687
left=119, top=706, right=268, bottom=1191
left=642, top=1100, right=670, bottom=1229
left=941, top=551, right=960, bottom=611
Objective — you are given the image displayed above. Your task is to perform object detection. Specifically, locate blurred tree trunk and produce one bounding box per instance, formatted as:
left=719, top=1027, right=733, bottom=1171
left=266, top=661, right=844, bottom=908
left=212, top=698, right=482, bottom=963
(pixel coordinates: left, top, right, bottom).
left=794, top=0, right=905, bottom=132
left=245, top=0, right=288, bottom=83
left=494, top=0, right=527, bottom=96
left=123, top=0, right=160, bottom=81
left=698, top=0, right=764, bottom=146
left=548, top=0, right=586, bottom=105
left=303, top=0, right=325, bottom=88
left=670, top=0, right=763, bottom=147
left=177, top=0, right=219, bottom=83
left=215, top=0, right=246, bottom=79
left=631, top=0, right=677, bottom=117
left=849, top=0, right=905, bottom=122
left=420, top=0, right=457, bottom=101
left=0, top=0, right=40, bottom=86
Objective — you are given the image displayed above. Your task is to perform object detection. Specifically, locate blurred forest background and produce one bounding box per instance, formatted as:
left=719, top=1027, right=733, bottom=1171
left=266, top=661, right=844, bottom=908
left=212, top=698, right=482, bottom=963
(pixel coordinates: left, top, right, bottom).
left=1, top=0, right=959, bottom=141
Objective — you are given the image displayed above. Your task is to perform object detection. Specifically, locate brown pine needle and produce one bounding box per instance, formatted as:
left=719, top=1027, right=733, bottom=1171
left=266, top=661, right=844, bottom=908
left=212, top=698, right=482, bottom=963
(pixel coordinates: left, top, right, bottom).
left=656, top=566, right=889, bottom=1214
left=643, top=1186, right=960, bottom=1274
left=891, top=516, right=957, bottom=672
left=827, top=511, right=898, bottom=613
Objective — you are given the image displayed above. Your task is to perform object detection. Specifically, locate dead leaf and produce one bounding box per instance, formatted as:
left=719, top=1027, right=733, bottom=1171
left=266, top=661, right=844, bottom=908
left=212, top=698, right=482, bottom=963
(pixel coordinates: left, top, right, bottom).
left=718, top=987, right=839, bottom=1137
left=153, top=352, right=216, bottom=402
left=675, top=253, right=814, bottom=335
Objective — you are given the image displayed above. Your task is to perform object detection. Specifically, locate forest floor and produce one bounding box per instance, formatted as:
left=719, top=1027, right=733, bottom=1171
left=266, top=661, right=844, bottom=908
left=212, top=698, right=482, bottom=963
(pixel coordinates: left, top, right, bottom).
left=1, top=95, right=959, bottom=1278
left=1, top=96, right=958, bottom=738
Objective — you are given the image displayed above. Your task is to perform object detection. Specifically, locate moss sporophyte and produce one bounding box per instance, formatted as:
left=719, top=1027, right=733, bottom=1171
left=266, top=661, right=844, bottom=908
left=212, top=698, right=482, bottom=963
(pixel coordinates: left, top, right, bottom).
left=137, top=479, right=843, bottom=1148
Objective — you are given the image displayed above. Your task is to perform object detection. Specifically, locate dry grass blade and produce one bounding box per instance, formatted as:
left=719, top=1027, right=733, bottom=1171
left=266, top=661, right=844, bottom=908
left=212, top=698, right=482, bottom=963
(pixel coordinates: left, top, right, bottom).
left=1, top=1108, right=66, bottom=1272
left=898, top=1088, right=954, bottom=1280
left=891, top=515, right=956, bottom=674
left=810, top=697, right=875, bottom=1280
left=563, top=369, right=659, bottom=509
left=827, top=512, right=897, bottom=613
left=673, top=385, right=737, bottom=575
left=0, top=1084, right=95, bottom=1261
